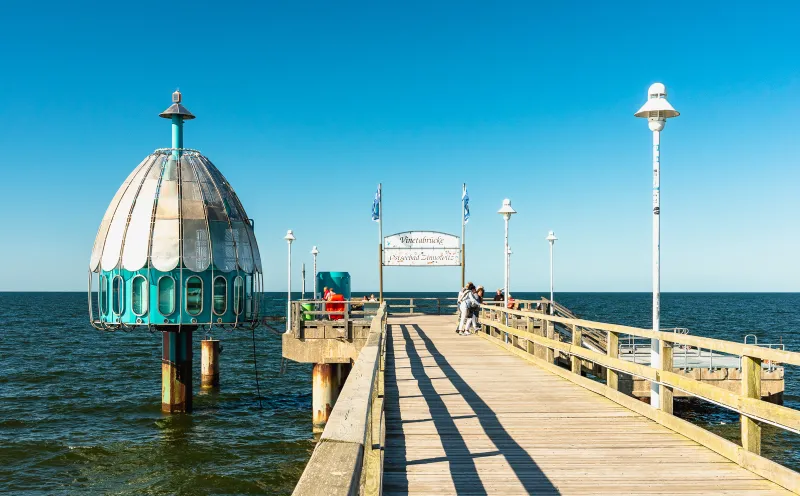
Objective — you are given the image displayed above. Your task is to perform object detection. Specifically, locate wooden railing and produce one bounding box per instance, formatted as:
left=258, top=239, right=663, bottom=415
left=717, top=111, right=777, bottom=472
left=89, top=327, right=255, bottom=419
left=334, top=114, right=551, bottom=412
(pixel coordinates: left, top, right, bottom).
left=479, top=304, right=800, bottom=493
left=293, top=303, right=387, bottom=496
left=292, top=299, right=381, bottom=320
left=382, top=297, right=544, bottom=315
left=383, top=297, right=456, bottom=315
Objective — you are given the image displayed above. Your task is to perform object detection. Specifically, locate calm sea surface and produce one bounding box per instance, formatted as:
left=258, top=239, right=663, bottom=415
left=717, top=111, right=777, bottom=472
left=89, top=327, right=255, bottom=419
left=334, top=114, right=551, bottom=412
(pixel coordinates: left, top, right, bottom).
left=1, top=292, right=798, bottom=494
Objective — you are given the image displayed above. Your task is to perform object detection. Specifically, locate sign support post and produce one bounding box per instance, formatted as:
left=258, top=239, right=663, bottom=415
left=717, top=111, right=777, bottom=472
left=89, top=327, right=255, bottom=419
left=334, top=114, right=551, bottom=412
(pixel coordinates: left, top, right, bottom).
left=379, top=183, right=383, bottom=302
left=461, top=183, right=466, bottom=288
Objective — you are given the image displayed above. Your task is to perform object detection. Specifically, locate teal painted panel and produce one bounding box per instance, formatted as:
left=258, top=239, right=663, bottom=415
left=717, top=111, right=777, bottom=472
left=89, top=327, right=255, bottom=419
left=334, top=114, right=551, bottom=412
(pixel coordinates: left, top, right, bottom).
left=316, top=271, right=351, bottom=300
left=98, top=267, right=252, bottom=327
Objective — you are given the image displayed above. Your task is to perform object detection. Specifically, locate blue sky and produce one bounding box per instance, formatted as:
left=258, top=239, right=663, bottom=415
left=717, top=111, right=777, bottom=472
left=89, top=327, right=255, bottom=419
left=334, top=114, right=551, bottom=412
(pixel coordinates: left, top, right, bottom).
left=0, top=1, right=798, bottom=292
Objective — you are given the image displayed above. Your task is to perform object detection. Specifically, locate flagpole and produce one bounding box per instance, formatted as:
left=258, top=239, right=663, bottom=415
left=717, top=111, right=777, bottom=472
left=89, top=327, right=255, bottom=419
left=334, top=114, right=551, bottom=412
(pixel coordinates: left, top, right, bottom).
left=461, top=183, right=466, bottom=288
left=378, top=183, right=383, bottom=302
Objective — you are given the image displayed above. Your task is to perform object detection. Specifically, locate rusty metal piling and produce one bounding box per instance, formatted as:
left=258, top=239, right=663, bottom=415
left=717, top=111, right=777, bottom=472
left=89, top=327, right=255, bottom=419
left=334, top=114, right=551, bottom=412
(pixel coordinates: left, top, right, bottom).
left=162, top=329, right=193, bottom=413
left=312, top=363, right=335, bottom=434
left=200, top=339, right=220, bottom=390
left=312, top=363, right=352, bottom=433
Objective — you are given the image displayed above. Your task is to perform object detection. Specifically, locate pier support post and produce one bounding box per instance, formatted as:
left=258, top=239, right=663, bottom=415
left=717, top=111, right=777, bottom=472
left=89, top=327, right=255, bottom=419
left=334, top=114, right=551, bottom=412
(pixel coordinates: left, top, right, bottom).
left=201, top=339, right=220, bottom=390
left=607, top=330, right=619, bottom=391
left=334, top=363, right=352, bottom=403
left=742, top=355, right=762, bottom=455
left=313, top=363, right=336, bottom=434
left=162, top=329, right=193, bottom=413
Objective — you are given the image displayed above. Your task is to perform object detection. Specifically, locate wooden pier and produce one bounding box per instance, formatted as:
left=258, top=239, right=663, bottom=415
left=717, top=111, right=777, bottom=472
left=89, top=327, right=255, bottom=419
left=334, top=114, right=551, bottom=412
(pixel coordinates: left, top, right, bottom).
left=288, top=302, right=800, bottom=495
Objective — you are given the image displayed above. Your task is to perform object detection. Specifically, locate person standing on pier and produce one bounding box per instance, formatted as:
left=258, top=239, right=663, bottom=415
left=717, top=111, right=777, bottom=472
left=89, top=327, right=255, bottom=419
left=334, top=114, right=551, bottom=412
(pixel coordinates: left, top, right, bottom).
left=468, top=286, right=485, bottom=333
left=460, top=286, right=481, bottom=335
left=458, top=283, right=479, bottom=334
left=493, top=289, right=504, bottom=302
left=456, top=282, right=474, bottom=333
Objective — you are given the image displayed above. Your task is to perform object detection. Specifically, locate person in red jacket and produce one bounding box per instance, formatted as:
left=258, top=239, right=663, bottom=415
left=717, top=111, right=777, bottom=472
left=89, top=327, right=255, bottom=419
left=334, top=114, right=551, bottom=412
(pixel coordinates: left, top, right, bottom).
left=327, top=291, right=345, bottom=320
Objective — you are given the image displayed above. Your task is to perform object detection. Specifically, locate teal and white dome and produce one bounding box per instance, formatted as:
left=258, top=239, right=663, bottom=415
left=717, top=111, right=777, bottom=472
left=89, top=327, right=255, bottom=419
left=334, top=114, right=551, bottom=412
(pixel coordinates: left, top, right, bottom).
left=89, top=151, right=261, bottom=275
left=89, top=92, right=262, bottom=329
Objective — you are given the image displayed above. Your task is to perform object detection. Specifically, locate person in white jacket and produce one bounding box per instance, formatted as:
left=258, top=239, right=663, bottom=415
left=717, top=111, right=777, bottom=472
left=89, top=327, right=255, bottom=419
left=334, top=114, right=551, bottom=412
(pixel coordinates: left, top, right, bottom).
left=459, top=286, right=479, bottom=335
left=456, top=282, right=475, bottom=332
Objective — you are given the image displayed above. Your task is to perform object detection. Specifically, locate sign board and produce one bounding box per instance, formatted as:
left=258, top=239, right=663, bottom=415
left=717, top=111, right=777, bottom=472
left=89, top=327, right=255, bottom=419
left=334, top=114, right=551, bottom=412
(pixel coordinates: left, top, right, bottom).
left=383, top=231, right=461, bottom=266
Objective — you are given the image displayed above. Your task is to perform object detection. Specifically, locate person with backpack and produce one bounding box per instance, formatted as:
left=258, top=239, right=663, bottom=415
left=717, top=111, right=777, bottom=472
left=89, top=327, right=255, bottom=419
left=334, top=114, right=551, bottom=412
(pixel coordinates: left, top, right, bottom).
left=459, top=285, right=481, bottom=335
left=456, top=282, right=475, bottom=333
left=468, top=286, right=485, bottom=333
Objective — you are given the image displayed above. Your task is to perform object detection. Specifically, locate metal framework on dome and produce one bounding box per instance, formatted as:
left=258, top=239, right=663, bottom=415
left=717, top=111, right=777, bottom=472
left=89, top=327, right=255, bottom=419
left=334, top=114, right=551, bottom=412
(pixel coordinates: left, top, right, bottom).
left=87, top=92, right=263, bottom=333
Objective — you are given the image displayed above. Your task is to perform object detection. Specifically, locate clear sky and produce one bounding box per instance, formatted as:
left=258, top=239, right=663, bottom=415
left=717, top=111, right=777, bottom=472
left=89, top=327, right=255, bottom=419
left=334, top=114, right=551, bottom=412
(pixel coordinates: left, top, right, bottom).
left=1, top=1, right=798, bottom=292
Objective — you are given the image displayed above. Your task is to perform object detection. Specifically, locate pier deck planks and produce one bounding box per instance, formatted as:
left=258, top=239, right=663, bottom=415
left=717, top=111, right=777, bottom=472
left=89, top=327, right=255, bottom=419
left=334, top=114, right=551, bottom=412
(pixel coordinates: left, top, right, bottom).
left=383, top=315, right=791, bottom=495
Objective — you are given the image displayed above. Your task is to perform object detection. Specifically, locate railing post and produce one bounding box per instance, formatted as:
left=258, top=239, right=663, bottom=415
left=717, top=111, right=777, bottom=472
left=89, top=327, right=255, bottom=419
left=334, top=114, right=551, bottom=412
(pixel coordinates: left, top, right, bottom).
left=571, top=324, right=582, bottom=375
left=526, top=316, right=535, bottom=356
left=364, top=356, right=384, bottom=494
left=291, top=302, right=299, bottom=336
left=344, top=302, right=351, bottom=339
left=409, top=298, right=414, bottom=314
left=531, top=316, right=544, bottom=360
left=660, top=340, right=674, bottom=414
left=511, top=312, right=519, bottom=349
left=741, top=354, right=762, bottom=455
left=607, top=330, right=619, bottom=391
left=545, top=320, right=555, bottom=364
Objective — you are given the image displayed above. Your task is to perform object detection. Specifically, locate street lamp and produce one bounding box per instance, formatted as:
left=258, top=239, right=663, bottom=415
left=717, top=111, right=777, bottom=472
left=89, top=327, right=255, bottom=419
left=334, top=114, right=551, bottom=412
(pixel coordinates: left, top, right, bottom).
left=546, top=231, right=557, bottom=315
left=635, top=82, right=679, bottom=409
left=507, top=247, right=512, bottom=304
left=284, top=230, right=296, bottom=333
left=498, top=199, right=516, bottom=342
left=311, top=246, right=319, bottom=299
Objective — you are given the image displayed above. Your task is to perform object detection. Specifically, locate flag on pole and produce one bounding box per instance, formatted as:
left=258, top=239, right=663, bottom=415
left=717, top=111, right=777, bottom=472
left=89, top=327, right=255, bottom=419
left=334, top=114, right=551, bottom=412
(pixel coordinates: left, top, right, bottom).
left=371, top=185, right=381, bottom=222
left=462, top=186, right=470, bottom=224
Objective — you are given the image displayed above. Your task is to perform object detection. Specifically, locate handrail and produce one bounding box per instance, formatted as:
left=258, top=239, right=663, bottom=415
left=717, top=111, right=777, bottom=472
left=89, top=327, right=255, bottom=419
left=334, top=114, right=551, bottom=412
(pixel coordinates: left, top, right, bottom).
left=292, top=303, right=387, bottom=496
left=478, top=305, right=800, bottom=493
left=491, top=303, right=800, bottom=366
left=383, top=297, right=455, bottom=301
left=290, top=300, right=380, bottom=336
left=382, top=297, right=458, bottom=315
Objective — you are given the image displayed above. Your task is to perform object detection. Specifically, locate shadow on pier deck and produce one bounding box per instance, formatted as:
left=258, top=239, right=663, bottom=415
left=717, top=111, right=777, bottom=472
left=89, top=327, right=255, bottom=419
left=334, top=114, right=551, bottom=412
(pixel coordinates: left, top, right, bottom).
left=291, top=305, right=800, bottom=496
left=382, top=315, right=791, bottom=495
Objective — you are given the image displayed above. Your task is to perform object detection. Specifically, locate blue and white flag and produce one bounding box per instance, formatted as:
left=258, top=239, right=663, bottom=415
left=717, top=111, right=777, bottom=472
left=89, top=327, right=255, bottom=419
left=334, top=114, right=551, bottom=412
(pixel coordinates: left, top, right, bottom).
left=462, top=186, right=470, bottom=224
left=371, top=185, right=381, bottom=222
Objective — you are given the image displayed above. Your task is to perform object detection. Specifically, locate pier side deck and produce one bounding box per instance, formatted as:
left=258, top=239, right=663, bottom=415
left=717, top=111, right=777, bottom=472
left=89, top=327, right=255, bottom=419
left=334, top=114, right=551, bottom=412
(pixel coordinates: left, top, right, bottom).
left=383, top=315, right=791, bottom=495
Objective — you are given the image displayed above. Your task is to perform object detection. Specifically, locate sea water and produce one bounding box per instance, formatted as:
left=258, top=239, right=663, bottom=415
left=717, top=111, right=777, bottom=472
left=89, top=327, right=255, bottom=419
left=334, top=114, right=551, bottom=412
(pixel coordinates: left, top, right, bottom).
left=1, top=292, right=798, bottom=494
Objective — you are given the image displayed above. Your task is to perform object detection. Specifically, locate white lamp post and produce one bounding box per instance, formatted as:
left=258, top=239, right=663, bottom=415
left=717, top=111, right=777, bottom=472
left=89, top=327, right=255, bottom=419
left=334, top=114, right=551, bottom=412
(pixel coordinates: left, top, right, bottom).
left=498, top=199, right=516, bottom=342
left=311, top=246, right=319, bottom=299
left=284, top=230, right=296, bottom=333
left=635, top=83, right=679, bottom=409
left=507, top=247, right=512, bottom=303
left=546, top=231, right=557, bottom=315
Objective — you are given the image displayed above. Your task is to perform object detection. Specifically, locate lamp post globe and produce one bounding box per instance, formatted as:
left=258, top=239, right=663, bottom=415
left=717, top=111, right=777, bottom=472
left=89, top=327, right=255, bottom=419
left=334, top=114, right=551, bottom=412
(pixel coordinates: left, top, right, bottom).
left=284, top=230, right=296, bottom=332
left=635, top=83, right=679, bottom=409
left=546, top=231, right=557, bottom=315
left=497, top=199, right=516, bottom=340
